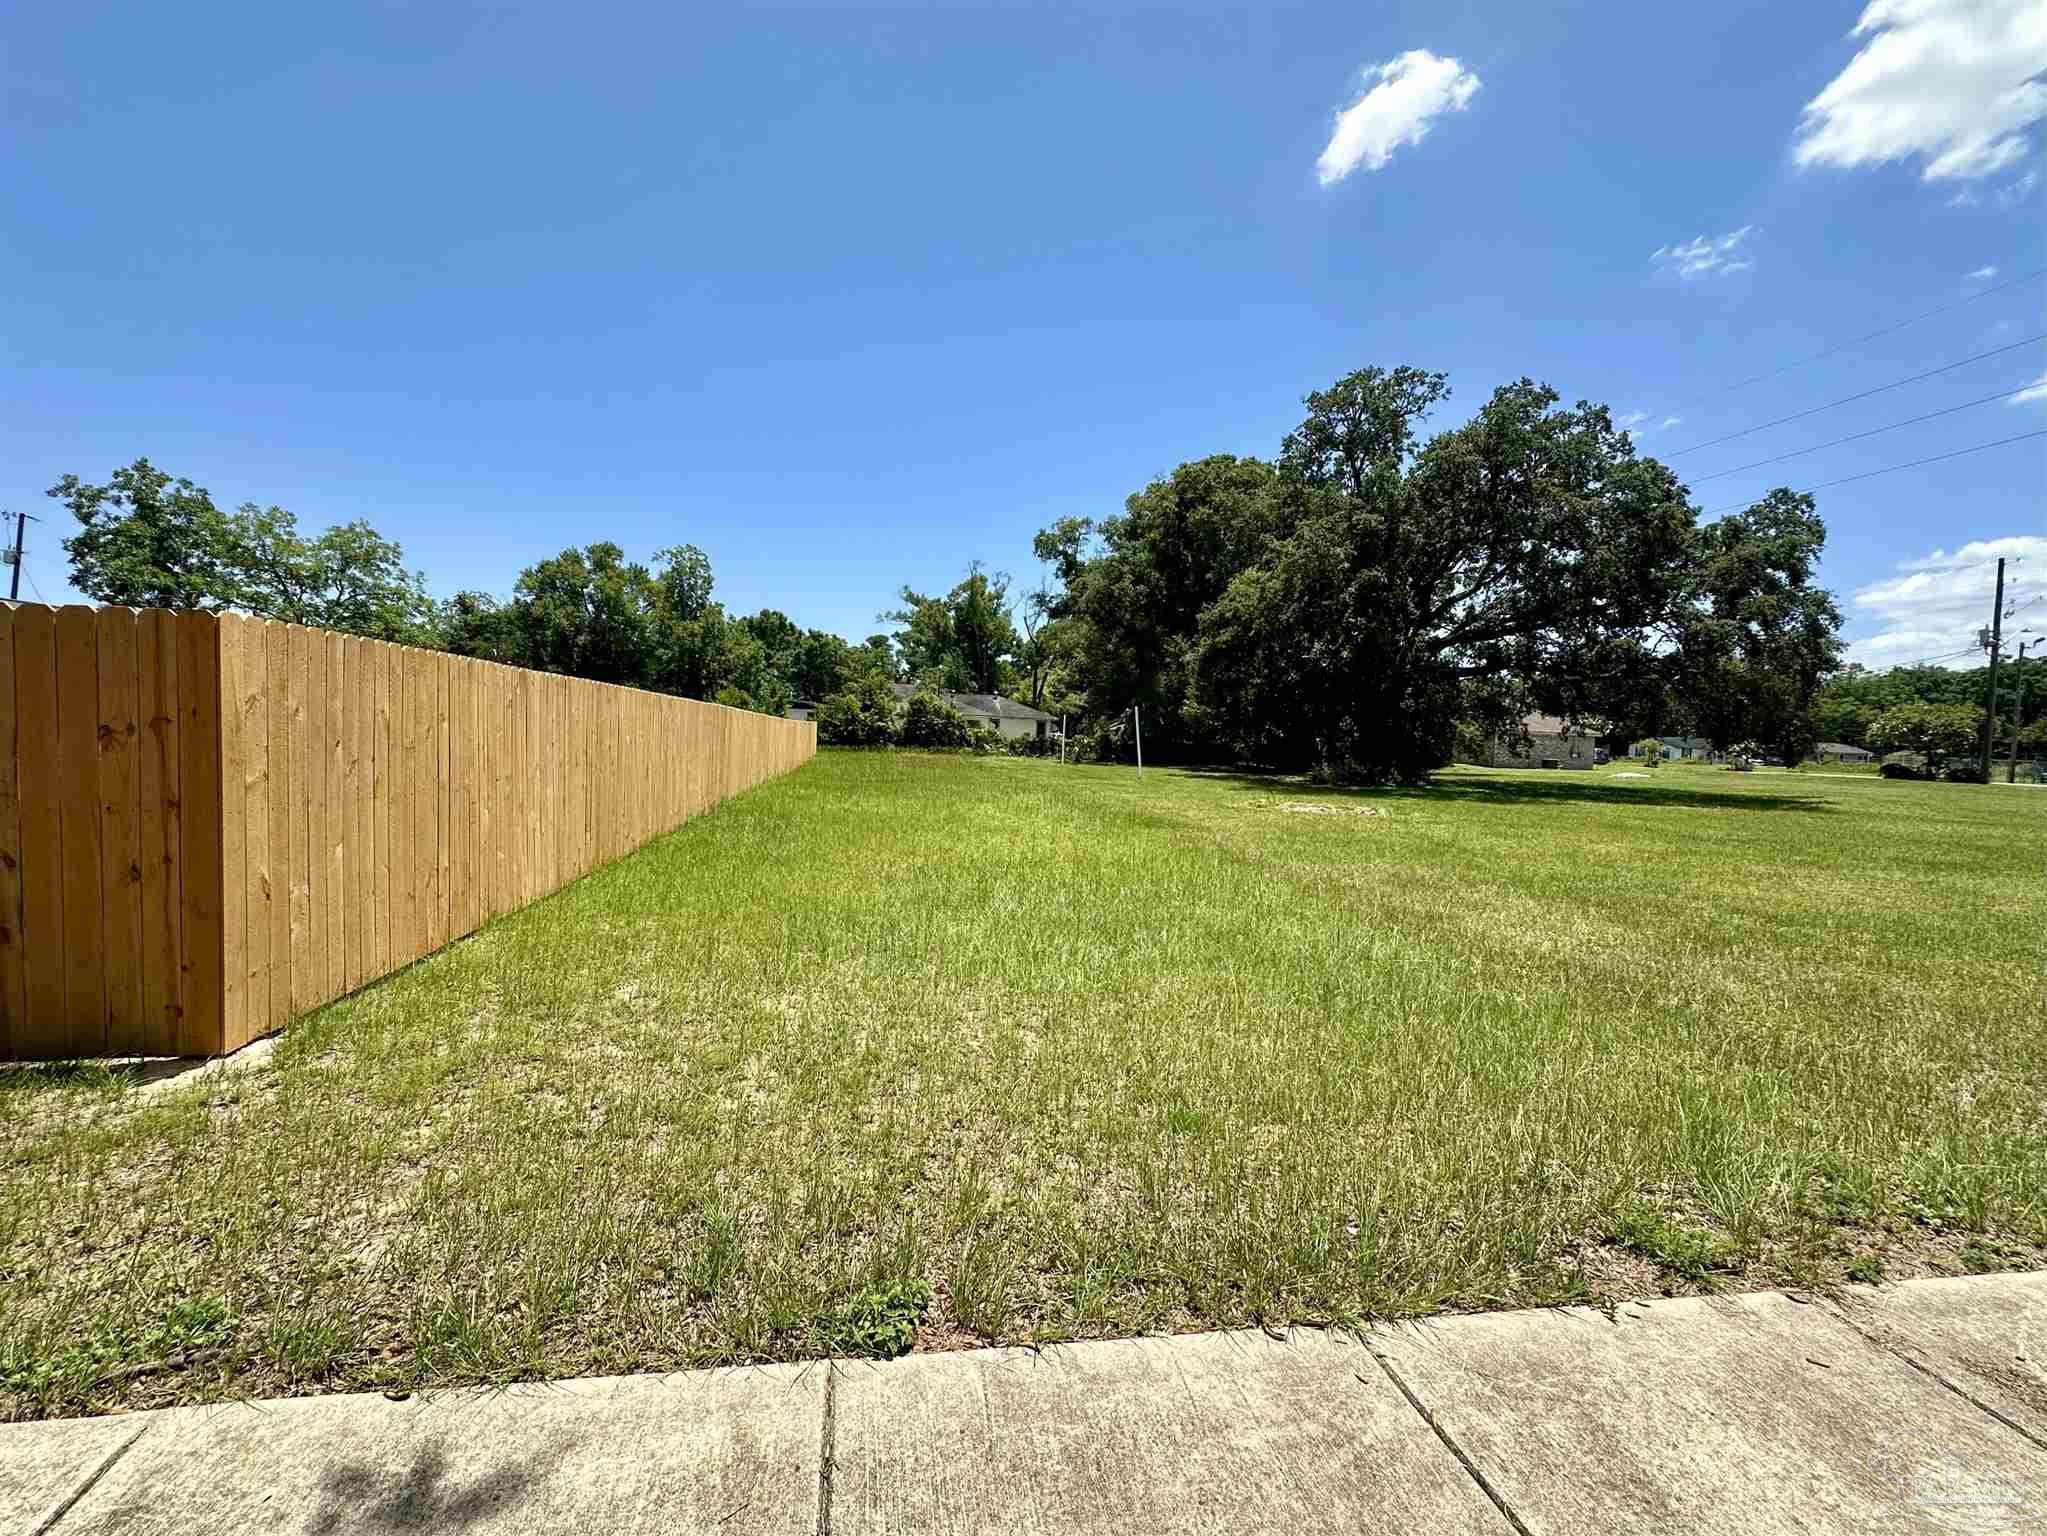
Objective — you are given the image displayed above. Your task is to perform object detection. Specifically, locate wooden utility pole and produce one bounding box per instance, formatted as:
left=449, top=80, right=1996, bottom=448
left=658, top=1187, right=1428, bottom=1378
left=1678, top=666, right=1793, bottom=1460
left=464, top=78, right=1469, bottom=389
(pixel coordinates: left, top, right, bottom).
left=5, top=512, right=28, bottom=601
left=1133, top=704, right=1144, bottom=779
left=1980, top=556, right=2006, bottom=782
left=2009, top=639, right=2032, bottom=784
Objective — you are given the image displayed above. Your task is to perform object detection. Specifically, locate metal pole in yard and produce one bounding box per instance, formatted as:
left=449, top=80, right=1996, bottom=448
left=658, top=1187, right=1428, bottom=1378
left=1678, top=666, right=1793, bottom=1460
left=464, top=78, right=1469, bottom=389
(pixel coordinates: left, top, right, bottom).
left=1133, top=704, right=1144, bottom=779
left=2009, top=639, right=2032, bottom=784
left=1060, top=713, right=1066, bottom=765
left=1979, top=557, right=2006, bottom=782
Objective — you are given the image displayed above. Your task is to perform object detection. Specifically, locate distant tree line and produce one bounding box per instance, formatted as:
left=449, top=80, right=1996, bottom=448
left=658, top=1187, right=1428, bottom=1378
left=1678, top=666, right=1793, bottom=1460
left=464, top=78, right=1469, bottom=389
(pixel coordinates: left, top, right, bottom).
left=64, top=366, right=2028, bottom=781
left=45, top=459, right=1046, bottom=722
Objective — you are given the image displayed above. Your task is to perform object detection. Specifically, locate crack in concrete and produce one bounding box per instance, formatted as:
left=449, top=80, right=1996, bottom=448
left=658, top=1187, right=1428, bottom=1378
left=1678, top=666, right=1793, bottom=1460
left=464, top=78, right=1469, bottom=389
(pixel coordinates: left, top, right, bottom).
left=1368, top=1344, right=1533, bottom=1536
left=30, top=1419, right=152, bottom=1535
left=1824, top=1300, right=2047, bottom=1456
left=815, top=1365, right=837, bottom=1536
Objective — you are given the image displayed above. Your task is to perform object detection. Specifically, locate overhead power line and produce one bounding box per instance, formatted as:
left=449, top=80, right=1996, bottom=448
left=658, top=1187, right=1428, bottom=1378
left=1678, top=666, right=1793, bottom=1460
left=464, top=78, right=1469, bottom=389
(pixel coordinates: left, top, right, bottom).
left=1696, top=428, right=2047, bottom=519
left=1714, top=264, right=2047, bottom=393
left=1687, top=384, right=2041, bottom=484
left=1664, top=334, right=2046, bottom=458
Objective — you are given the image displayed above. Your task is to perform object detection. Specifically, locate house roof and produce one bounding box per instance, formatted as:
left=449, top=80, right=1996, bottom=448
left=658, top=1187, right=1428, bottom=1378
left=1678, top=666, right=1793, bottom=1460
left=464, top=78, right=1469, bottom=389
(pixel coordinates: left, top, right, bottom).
left=1815, top=742, right=1869, bottom=754
left=1657, top=736, right=1713, bottom=750
left=889, top=683, right=1054, bottom=722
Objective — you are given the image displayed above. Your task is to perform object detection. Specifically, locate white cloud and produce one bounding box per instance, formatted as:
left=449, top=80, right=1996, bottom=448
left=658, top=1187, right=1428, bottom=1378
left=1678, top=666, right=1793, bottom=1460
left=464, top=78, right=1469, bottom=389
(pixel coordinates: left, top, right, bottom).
left=1967, top=264, right=1999, bottom=278
left=1846, top=534, right=2047, bottom=666
left=1794, top=0, right=2047, bottom=183
left=2011, top=369, right=2047, bottom=403
left=1999, top=166, right=2042, bottom=203
left=1315, top=50, right=1481, bottom=185
left=1615, top=410, right=1683, bottom=435
left=1651, top=226, right=1756, bottom=280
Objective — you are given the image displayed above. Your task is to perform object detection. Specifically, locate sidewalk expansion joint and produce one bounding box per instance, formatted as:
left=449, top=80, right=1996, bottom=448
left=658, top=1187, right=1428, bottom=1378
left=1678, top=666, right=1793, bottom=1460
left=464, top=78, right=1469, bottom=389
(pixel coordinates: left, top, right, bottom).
left=815, top=1363, right=838, bottom=1536
left=1824, top=1302, right=2046, bottom=1456
left=1368, top=1344, right=1533, bottom=1536
left=30, top=1418, right=152, bottom=1536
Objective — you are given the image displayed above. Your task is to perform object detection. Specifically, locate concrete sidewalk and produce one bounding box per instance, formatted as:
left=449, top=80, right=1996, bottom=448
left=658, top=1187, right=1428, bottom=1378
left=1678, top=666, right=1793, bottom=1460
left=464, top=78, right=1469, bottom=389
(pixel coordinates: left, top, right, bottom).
left=4, top=1276, right=2041, bottom=1535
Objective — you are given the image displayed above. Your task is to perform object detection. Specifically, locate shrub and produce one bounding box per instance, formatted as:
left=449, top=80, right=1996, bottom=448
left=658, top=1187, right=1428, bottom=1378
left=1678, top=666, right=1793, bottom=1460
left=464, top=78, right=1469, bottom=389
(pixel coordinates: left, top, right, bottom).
left=816, top=673, right=899, bottom=747
left=898, top=689, right=975, bottom=749
left=1879, top=752, right=1928, bottom=780
left=1630, top=737, right=1663, bottom=766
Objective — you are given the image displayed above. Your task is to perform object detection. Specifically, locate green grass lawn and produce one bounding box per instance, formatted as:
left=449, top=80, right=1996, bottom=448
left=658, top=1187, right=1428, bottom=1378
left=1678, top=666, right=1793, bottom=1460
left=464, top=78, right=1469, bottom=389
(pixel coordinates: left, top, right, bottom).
left=4, top=751, right=2043, bottom=1418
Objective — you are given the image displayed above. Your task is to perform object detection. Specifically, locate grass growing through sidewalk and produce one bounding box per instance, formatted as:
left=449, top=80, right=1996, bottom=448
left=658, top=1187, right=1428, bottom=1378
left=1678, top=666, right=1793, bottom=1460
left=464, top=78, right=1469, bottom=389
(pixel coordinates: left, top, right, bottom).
left=3, top=753, right=2043, bottom=1417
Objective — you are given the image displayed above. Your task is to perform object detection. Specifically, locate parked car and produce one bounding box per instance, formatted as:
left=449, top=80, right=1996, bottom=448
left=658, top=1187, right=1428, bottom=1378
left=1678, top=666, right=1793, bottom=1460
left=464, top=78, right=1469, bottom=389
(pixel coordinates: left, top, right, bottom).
left=1593, top=747, right=1611, bottom=765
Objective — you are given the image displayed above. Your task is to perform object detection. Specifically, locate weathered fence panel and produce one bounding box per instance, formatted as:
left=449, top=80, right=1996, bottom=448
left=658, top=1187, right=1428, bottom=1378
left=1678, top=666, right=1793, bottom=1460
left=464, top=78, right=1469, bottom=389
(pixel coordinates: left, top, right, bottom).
left=0, top=604, right=816, bottom=1060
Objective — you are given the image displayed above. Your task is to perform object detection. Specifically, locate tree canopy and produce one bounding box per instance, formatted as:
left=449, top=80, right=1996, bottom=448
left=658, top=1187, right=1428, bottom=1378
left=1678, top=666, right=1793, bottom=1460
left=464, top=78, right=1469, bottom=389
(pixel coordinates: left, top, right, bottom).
left=53, top=459, right=435, bottom=642
left=1036, top=365, right=1843, bottom=782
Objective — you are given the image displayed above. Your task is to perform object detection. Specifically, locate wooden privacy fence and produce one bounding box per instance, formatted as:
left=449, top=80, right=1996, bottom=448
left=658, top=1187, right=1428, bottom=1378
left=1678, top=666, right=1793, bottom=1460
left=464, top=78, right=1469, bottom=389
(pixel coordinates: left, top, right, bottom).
left=0, top=604, right=817, bottom=1061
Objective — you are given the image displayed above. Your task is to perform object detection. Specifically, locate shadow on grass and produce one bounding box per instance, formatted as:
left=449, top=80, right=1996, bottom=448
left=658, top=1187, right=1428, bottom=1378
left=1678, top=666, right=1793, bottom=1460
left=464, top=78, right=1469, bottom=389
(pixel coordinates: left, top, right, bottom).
left=1182, top=766, right=1836, bottom=814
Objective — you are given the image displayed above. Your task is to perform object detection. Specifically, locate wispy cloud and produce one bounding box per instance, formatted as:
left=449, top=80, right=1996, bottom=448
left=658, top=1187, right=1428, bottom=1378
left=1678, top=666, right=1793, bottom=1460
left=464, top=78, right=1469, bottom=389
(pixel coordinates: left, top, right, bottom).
left=2012, top=369, right=2047, bottom=404
left=1967, top=264, right=1999, bottom=279
left=1615, top=409, right=1682, bottom=435
left=1999, top=166, right=2041, bottom=203
left=1315, top=50, right=1481, bottom=185
left=1847, top=534, right=2046, bottom=667
left=1794, top=0, right=2047, bottom=183
left=1651, top=226, right=1756, bottom=280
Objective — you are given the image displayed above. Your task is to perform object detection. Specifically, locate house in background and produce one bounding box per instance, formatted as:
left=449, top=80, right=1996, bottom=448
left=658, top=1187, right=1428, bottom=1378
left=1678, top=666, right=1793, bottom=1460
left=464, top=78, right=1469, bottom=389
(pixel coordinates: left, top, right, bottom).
left=891, top=684, right=1053, bottom=740
left=1488, top=712, right=1596, bottom=768
left=1811, top=742, right=1874, bottom=765
left=1632, top=736, right=1721, bottom=762
left=787, top=685, right=1054, bottom=740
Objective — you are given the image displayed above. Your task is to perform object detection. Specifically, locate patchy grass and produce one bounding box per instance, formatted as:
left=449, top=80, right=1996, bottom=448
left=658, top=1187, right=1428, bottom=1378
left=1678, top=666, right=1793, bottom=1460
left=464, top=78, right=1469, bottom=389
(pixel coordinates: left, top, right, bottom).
left=3, top=753, right=2043, bottom=1417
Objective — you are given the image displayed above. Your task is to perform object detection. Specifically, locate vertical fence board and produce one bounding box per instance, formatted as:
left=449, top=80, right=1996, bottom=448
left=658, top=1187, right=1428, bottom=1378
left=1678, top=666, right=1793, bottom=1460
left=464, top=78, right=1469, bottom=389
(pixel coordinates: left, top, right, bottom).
left=94, top=609, right=144, bottom=1054
left=263, top=622, right=289, bottom=1037
left=372, top=642, right=390, bottom=979
left=285, top=627, right=311, bottom=1013
left=434, top=654, right=451, bottom=949
left=137, top=611, right=182, bottom=1056
left=339, top=637, right=359, bottom=995
left=0, top=609, right=19, bottom=1057
left=55, top=607, right=105, bottom=1048
left=323, top=630, right=344, bottom=1004
left=14, top=608, right=63, bottom=1054
left=227, top=615, right=269, bottom=1052
left=175, top=611, right=223, bottom=1056
left=410, top=649, right=434, bottom=961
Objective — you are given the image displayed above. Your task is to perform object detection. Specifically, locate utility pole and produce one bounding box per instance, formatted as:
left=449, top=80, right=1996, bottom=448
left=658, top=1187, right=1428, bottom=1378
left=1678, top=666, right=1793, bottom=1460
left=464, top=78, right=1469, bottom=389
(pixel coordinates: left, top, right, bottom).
left=1133, top=704, right=1144, bottom=780
left=1979, top=556, right=2006, bottom=782
left=4, top=512, right=31, bottom=602
left=2009, top=638, right=2033, bottom=784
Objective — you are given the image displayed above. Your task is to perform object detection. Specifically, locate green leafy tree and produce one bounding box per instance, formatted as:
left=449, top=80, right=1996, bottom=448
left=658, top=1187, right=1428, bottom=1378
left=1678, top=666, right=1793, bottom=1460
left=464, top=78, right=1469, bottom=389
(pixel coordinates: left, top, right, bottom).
left=1665, top=489, right=1843, bottom=765
left=1867, top=701, right=1981, bottom=767
left=815, top=672, right=899, bottom=746
left=883, top=566, right=1020, bottom=694
left=1051, top=457, right=1286, bottom=757
left=788, top=629, right=855, bottom=702
left=52, top=460, right=433, bottom=640
left=505, top=542, right=660, bottom=686
left=1631, top=736, right=1664, bottom=765
left=897, top=687, right=974, bottom=748
left=51, top=459, right=242, bottom=609
left=1190, top=369, right=1695, bottom=782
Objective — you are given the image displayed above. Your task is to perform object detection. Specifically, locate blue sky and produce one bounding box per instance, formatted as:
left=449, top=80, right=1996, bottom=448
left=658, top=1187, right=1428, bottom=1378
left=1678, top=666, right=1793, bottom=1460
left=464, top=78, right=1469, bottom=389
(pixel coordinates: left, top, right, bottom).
left=5, top=1, right=2043, bottom=666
